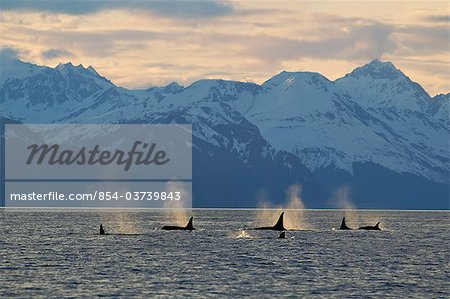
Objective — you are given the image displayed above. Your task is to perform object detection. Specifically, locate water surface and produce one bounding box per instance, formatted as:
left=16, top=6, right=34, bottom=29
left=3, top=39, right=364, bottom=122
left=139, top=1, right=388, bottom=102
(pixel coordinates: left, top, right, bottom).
left=0, top=210, right=448, bottom=298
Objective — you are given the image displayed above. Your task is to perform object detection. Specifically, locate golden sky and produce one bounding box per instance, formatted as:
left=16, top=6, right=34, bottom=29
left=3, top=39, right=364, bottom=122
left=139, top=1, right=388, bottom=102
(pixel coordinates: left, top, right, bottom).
left=0, top=0, right=448, bottom=95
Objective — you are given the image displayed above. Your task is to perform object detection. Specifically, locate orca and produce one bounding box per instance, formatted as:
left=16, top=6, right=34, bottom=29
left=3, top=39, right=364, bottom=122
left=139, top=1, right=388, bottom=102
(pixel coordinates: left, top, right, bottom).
left=100, top=224, right=106, bottom=235
left=162, top=217, right=195, bottom=230
left=358, top=222, right=381, bottom=230
left=278, top=232, right=286, bottom=239
left=254, top=212, right=285, bottom=231
left=339, top=217, right=352, bottom=230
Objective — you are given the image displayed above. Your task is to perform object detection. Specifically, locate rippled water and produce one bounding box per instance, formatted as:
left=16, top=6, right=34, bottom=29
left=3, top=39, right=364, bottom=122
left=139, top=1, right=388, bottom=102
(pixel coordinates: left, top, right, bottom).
left=0, top=209, right=448, bottom=298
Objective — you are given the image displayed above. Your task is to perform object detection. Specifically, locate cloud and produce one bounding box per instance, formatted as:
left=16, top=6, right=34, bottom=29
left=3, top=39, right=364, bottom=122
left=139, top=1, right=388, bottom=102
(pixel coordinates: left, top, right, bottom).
left=141, top=1, right=234, bottom=18
left=424, top=14, right=449, bottom=23
left=41, top=48, right=74, bottom=59
left=200, top=22, right=395, bottom=67
left=0, top=0, right=234, bottom=18
left=9, top=27, right=175, bottom=57
left=1, top=2, right=448, bottom=95
left=392, top=25, right=449, bottom=55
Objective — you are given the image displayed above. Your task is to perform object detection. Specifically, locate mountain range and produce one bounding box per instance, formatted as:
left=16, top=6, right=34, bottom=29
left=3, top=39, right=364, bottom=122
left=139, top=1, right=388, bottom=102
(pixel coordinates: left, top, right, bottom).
left=1, top=57, right=448, bottom=209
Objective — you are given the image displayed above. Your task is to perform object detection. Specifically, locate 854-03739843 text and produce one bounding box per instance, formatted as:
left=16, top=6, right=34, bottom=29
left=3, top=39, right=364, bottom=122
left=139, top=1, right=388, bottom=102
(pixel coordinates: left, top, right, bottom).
left=9, top=191, right=184, bottom=202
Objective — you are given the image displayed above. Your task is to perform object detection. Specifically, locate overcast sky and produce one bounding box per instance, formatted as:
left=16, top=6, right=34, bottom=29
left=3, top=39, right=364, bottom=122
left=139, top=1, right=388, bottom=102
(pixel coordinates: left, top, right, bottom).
left=0, top=0, right=448, bottom=95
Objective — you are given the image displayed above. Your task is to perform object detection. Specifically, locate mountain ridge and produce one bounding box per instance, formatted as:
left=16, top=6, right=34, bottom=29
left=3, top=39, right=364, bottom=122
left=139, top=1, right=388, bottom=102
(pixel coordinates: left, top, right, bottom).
left=1, top=58, right=448, bottom=208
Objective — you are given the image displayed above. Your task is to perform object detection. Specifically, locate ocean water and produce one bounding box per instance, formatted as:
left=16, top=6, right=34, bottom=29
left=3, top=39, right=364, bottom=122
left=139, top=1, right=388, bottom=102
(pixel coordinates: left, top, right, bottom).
left=0, top=209, right=448, bottom=298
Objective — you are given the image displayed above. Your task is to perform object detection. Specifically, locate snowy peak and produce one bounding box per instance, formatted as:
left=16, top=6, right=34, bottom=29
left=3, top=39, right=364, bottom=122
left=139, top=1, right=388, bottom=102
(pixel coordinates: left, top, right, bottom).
left=248, top=71, right=341, bottom=117
left=336, top=59, right=430, bottom=112
left=343, top=59, right=404, bottom=80
left=1, top=59, right=122, bottom=122
left=163, top=82, right=184, bottom=94
left=56, top=62, right=85, bottom=72
left=0, top=59, right=110, bottom=86
left=263, top=71, right=332, bottom=91
left=146, top=82, right=184, bottom=97
left=55, top=62, right=108, bottom=82
left=182, top=79, right=260, bottom=105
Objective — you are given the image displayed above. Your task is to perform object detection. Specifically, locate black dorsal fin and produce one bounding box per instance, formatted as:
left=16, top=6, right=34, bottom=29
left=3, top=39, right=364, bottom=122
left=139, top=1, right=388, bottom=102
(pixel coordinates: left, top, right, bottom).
left=185, top=217, right=194, bottom=230
left=375, top=222, right=380, bottom=229
left=273, top=212, right=285, bottom=231
left=100, top=224, right=105, bottom=235
left=341, top=217, right=346, bottom=228
left=340, top=217, right=351, bottom=230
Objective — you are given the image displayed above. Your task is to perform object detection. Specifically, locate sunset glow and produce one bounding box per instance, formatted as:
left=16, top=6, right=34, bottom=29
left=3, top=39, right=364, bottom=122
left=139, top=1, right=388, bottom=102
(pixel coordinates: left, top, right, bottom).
left=1, top=0, right=448, bottom=95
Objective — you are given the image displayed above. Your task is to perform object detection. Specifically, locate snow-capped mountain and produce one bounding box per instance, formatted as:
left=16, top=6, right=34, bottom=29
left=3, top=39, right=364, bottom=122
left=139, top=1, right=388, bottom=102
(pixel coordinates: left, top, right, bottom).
left=196, top=65, right=448, bottom=186
left=335, top=60, right=448, bottom=183
left=1, top=58, right=137, bottom=123
left=335, top=59, right=431, bottom=111
left=1, top=57, right=448, bottom=208
left=229, top=71, right=386, bottom=172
